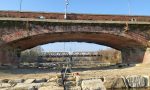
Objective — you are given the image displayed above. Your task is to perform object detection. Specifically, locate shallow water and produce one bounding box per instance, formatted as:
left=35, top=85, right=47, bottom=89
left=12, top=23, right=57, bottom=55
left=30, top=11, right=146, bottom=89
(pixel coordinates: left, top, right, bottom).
left=108, top=88, right=150, bottom=90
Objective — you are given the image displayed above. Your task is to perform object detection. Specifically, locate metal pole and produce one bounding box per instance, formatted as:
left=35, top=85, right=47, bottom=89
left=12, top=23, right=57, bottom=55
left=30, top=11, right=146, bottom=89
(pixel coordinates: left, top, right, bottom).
left=64, top=0, right=69, bottom=19
left=127, top=0, right=131, bottom=15
left=20, top=0, right=23, bottom=12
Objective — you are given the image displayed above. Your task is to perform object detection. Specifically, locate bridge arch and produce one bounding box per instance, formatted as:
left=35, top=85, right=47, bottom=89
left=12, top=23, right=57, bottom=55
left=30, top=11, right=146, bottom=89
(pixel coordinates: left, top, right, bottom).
left=0, top=18, right=150, bottom=65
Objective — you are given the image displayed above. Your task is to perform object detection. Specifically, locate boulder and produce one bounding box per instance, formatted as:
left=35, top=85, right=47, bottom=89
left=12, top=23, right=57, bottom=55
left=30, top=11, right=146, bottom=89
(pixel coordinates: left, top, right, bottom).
left=47, top=77, right=57, bottom=82
left=0, top=79, right=9, bottom=83
left=8, top=79, right=24, bottom=84
left=56, top=78, right=63, bottom=86
left=81, top=79, right=106, bottom=90
left=24, top=79, right=35, bottom=84
left=104, top=76, right=127, bottom=89
left=126, top=75, right=149, bottom=88
left=75, top=75, right=81, bottom=86
left=34, top=78, right=47, bottom=83
left=143, top=75, right=149, bottom=87
left=39, top=86, right=64, bottom=90
left=13, top=83, right=43, bottom=90
left=0, top=83, right=11, bottom=88
left=65, top=81, right=76, bottom=86
left=66, top=86, right=81, bottom=90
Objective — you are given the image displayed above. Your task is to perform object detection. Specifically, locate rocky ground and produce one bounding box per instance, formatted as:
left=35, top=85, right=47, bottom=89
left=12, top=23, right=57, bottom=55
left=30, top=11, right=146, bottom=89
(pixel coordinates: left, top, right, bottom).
left=77, top=64, right=150, bottom=79
left=0, top=64, right=150, bottom=90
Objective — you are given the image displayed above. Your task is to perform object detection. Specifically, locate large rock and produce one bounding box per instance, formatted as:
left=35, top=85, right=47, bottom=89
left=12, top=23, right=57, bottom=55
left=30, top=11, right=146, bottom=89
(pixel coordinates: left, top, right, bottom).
left=65, top=81, right=76, bottom=87
left=47, top=77, right=57, bottom=82
left=12, top=83, right=44, bottom=90
left=0, top=79, right=9, bottom=83
left=34, top=78, right=47, bottom=83
left=126, top=75, right=149, bottom=88
left=143, top=75, right=150, bottom=87
left=104, top=77, right=127, bottom=89
left=8, top=79, right=24, bottom=83
left=8, top=79, right=25, bottom=86
left=0, top=83, right=11, bottom=88
left=66, top=86, right=81, bottom=90
left=81, top=79, right=106, bottom=90
left=56, top=78, right=63, bottom=86
left=75, top=75, right=81, bottom=86
left=24, top=79, right=35, bottom=84
left=39, top=86, right=64, bottom=90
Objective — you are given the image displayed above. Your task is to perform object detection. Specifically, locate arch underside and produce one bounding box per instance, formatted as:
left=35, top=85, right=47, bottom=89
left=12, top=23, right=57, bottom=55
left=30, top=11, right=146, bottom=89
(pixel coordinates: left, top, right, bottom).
left=7, top=32, right=146, bottom=51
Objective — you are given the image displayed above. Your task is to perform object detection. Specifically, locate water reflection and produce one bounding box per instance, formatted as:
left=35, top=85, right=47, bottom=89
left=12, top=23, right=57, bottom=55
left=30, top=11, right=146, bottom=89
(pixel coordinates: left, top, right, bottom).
left=108, top=88, right=150, bottom=90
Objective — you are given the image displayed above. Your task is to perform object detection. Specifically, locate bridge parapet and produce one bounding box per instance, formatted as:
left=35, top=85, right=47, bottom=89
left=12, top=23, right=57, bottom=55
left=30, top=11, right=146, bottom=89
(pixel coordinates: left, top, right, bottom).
left=0, top=11, right=150, bottom=22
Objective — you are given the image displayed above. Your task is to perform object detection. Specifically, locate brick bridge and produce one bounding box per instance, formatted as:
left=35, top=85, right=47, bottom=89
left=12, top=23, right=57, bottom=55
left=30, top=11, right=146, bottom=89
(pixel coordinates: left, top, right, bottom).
left=0, top=11, right=150, bottom=65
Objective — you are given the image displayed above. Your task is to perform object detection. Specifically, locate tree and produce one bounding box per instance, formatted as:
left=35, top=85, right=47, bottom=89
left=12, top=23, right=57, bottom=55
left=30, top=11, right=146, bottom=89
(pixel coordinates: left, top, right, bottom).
left=20, top=46, right=44, bottom=63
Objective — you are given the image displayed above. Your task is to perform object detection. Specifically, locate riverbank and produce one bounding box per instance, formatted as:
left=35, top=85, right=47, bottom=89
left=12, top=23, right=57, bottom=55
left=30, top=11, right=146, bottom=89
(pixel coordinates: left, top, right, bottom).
left=0, top=64, right=150, bottom=89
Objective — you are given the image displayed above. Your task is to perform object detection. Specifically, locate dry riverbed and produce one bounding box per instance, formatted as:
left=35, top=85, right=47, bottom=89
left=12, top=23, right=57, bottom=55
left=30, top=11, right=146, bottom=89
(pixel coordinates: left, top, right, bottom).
left=0, top=64, right=150, bottom=80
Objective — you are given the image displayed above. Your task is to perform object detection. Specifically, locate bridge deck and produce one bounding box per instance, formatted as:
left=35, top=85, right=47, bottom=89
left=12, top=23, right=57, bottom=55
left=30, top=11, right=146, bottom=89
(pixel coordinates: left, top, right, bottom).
left=0, top=17, right=150, bottom=25
left=0, top=11, right=150, bottom=22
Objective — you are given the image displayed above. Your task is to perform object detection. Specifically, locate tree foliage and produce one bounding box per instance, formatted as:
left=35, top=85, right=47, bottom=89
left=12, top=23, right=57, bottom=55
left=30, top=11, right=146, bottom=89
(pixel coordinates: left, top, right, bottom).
left=20, top=46, right=44, bottom=63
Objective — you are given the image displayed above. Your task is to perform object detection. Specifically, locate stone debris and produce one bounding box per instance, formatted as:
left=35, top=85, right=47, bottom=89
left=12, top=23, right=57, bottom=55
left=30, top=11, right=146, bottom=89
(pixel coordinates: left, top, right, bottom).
left=0, top=79, right=9, bottom=83
left=0, top=83, right=11, bottom=88
left=47, top=77, right=57, bottom=82
left=39, top=85, right=64, bottom=90
left=8, top=79, right=24, bottom=86
left=9, top=79, right=24, bottom=83
left=126, top=75, right=149, bottom=88
left=12, top=83, right=44, bottom=90
left=75, top=75, right=81, bottom=86
left=81, top=79, right=106, bottom=90
left=0, top=75, right=150, bottom=90
left=56, top=78, right=63, bottom=86
left=104, top=76, right=127, bottom=88
left=65, top=86, right=81, bottom=90
left=34, top=78, right=47, bottom=83
left=24, top=79, right=36, bottom=84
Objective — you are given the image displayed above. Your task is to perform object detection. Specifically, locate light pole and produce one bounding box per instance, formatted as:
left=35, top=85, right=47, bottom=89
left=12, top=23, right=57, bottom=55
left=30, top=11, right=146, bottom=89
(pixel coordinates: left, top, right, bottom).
left=19, top=0, right=23, bottom=12
left=64, top=0, right=69, bottom=19
left=127, top=0, right=131, bottom=15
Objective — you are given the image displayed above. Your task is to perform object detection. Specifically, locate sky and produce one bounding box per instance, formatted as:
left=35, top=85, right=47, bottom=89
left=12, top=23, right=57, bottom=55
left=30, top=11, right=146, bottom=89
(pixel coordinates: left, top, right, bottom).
left=0, top=0, right=150, bottom=52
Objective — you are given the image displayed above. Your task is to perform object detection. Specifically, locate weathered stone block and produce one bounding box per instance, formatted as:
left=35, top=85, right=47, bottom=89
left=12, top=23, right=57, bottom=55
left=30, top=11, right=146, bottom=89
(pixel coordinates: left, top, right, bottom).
left=56, top=78, right=63, bottom=86
left=35, top=78, right=47, bottom=83
left=39, top=86, right=64, bottom=90
left=143, top=75, right=149, bottom=87
left=81, top=79, right=106, bottom=90
left=24, top=79, right=35, bottom=84
left=0, top=83, right=11, bottom=88
left=47, top=77, right=57, bottom=82
left=65, top=81, right=76, bottom=86
left=66, top=86, right=81, bottom=90
left=75, top=75, right=81, bottom=86
left=13, top=83, right=43, bottom=90
left=8, top=79, right=24, bottom=84
left=104, top=77, right=127, bottom=89
left=0, top=79, right=9, bottom=83
left=126, top=75, right=148, bottom=88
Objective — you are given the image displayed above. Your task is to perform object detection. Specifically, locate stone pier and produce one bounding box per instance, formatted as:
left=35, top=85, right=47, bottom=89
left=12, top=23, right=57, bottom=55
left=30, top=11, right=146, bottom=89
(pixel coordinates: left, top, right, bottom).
left=121, top=47, right=150, bottom=64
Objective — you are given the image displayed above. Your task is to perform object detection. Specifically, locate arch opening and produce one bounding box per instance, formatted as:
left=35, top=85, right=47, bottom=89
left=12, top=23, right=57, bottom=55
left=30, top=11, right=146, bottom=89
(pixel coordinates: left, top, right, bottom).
left=20, top=42, right=122, bottom=69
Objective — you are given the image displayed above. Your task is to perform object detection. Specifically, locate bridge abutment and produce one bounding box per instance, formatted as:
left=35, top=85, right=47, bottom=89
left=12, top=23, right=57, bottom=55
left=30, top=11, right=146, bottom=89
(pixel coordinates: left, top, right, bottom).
left=0, top=47, right=20, bottom=66
left=121, top=47, right=150, bottom=64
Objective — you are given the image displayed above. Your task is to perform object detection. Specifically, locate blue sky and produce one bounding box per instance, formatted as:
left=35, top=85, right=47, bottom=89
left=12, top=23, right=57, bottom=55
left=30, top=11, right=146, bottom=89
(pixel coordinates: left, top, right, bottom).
left=0, top=0, right=150, bottom=52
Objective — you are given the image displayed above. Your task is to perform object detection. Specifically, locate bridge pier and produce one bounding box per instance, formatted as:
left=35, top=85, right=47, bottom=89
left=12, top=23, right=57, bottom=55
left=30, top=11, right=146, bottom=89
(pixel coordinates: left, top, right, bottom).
left=121, top=47, right=150, bottom=64
left=0, top=47, right=20, bottom=66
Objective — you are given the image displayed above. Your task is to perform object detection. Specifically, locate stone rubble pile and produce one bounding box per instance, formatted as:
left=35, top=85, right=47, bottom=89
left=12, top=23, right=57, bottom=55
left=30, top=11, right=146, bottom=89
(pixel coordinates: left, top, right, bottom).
left=0, top=75, right=150, bottom=90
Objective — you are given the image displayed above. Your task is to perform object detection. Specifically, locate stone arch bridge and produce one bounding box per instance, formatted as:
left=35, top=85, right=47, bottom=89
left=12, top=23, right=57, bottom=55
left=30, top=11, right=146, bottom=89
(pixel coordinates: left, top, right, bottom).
left=0, top=11, right=150, bottom=65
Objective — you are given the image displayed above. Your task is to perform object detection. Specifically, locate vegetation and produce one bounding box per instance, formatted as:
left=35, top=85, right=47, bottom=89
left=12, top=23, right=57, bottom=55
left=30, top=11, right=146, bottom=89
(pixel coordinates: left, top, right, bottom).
left=20, top=46, right=44, bottom=63
left=20, top=47, right=121, bottom=64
